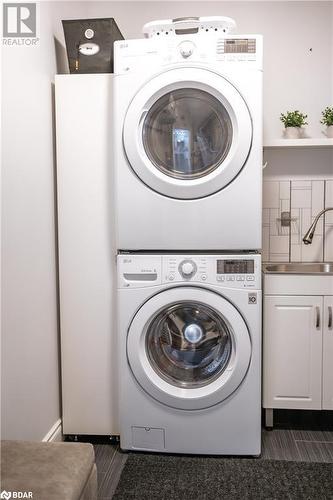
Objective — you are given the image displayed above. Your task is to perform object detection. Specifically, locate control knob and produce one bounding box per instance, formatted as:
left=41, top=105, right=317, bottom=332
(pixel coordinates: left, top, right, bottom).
left=179, top=260, right=197, bottom=279
left=179, top=41, right=195, bottom=59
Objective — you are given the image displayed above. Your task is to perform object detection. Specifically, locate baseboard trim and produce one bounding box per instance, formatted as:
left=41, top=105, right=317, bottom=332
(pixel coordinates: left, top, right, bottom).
left=42, top=419, right=63, bottom=442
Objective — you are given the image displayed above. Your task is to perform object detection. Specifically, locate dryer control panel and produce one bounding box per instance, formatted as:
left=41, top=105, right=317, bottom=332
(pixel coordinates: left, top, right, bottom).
left=114, top=34, right=263, bottom=74
left=118, top=254, right=261, bottom=289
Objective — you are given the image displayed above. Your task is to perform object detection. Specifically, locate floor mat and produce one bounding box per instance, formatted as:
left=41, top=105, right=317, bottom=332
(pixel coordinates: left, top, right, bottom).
left=113, top=453, right=333, bottom=499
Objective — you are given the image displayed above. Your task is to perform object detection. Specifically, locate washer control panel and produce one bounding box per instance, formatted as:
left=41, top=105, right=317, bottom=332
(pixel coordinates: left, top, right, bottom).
left=163, top=254, right=260, bottom=288
left=118, top=254, right=261, bottom=289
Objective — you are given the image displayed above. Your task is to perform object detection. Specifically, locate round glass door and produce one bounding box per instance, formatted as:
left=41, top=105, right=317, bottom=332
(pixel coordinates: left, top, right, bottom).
left=146, top=301, right=232, bottom=388
left=143, top=89, right=233, bottom=180
left=127, top=287, right=252, bottom=410
left=123, top=67, right=252, bottom=199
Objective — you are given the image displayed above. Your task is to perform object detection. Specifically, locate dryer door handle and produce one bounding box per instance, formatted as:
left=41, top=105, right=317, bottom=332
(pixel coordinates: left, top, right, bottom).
left=172, top=17, right=200, bottom=34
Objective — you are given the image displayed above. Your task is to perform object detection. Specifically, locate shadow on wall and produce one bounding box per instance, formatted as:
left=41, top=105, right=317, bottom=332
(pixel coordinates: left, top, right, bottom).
left=54, top=36, right=69, bottom=74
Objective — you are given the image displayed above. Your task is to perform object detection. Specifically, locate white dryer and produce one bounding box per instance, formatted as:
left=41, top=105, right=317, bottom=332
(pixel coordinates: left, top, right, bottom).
left=117, top=253, right=261, bottom=455
left=113, top=32, right=263, bottom=251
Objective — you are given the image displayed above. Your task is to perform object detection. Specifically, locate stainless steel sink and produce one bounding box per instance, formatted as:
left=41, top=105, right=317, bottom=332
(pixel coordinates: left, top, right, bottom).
left=263, top=262, right=333, bottom=275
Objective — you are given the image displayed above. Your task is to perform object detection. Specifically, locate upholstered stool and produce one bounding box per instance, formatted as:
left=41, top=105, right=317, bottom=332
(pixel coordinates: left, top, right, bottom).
left=1, top=440, right=97, bottom=500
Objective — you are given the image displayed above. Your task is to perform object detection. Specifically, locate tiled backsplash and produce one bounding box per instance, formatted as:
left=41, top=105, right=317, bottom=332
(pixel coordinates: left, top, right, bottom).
left=262, top=179, right=332, bottom=262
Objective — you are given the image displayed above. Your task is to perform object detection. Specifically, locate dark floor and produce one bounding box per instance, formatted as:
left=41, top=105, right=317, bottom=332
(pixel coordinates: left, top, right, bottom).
left=94, top=426, right=333, bottom=500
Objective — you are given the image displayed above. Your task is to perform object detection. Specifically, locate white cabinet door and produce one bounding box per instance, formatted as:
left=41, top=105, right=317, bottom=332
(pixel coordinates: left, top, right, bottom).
left=263, top=295, right=323, bottom=410
left=322, top=295, right=333, bottom=410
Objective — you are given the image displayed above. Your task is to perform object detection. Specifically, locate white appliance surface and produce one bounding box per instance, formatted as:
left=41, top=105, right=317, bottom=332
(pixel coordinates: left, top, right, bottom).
left=114, top=33, right=263, bottom=251
left=117, top=253, right=262, bottom=455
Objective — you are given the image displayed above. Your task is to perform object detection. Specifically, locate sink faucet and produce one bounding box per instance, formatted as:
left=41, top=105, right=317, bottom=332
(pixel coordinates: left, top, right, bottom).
left=303, top=207, right=333, bottom=244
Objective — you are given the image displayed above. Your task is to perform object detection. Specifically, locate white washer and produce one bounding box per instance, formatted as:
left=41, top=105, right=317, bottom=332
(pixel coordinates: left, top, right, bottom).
left=117, top=253, right=261, bottom=455
left=113, top=33, right=263, bottom=250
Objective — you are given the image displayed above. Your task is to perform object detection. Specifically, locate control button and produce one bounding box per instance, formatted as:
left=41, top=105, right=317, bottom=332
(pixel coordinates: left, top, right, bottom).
left=217, top=276, right=225, bottom=281
left=179, top=41, right=195, bottom=58
left=85, top=28, right=94, bottom=39
left=246, top=276, right=255, bottom=281
left=168, top=274, right=175, bottom=281
left=227, top=276, right=235, bottom=281
left=236, top=276, right=245, bottom=281
left=179, top=259, right=197, bottom=279
left=201, top=274, right=207, bottom=281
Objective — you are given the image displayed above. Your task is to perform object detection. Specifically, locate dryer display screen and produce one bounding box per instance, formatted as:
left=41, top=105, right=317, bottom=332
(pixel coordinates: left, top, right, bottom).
left=217, top=259, right=254, bottom=274
left=225, top=39, right=256, bottom=54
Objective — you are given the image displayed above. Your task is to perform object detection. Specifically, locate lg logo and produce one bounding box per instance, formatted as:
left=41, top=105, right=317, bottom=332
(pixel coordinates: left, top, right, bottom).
left=3, top=3, right=36, bottom=37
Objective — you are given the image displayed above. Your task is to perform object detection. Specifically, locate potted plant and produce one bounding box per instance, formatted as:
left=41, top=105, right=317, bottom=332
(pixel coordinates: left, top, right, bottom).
left=320, top=106, right=333, bottom=138
left=280, top=110, right=308, bottom=139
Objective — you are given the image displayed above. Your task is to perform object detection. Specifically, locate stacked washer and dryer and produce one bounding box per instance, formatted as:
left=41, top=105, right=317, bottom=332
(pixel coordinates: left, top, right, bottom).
left=114, top=17, right=263, bottom=455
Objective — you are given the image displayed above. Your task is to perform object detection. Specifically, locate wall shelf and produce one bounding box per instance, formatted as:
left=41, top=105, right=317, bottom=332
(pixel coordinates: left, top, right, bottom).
left=264, top=138, right=333, bottom=149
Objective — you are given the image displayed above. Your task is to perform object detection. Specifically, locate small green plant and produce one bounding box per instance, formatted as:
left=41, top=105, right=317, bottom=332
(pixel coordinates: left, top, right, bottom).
left=280, top=110, right=308, bottom=128
left=320, top=107, right=333, bottom=126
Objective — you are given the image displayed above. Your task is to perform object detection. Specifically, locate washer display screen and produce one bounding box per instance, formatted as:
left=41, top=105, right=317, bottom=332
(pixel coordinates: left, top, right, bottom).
left=217, top=259, right=254, bottom=274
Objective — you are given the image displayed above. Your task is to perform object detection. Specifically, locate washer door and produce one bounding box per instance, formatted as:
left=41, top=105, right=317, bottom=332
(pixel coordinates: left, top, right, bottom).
left=123, top=67, right=252, bottom=199
left=127, top=287, right=251, bottom=410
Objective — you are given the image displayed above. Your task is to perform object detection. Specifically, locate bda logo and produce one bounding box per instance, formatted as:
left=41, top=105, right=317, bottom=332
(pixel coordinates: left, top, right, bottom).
left=3, top=3, right=36, bottom=37
left=1, top=491, right=11, bottom=499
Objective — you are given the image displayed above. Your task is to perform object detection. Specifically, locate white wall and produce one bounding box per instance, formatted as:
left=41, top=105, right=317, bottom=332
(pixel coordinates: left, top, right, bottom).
left=1, top=0, right=107, bottom=441
left=1, top=0, right=332, bottom=440
left=1, top=2, right=60, bottom=440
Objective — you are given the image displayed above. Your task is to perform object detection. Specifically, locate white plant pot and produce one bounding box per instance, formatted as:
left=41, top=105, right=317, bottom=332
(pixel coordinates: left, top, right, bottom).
left=284, top=126, right=302, bottom=139
left=325, top=125, right=333, bottom=138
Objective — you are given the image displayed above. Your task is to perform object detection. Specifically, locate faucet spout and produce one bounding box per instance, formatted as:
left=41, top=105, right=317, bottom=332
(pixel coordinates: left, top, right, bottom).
left=303, top=207, right=333, bottom=245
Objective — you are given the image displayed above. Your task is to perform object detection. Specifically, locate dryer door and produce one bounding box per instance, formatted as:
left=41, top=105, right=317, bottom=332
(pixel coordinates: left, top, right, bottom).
left=123, top=67, right=252, bottom=199
left=127, top=287, right=251, bottom=410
